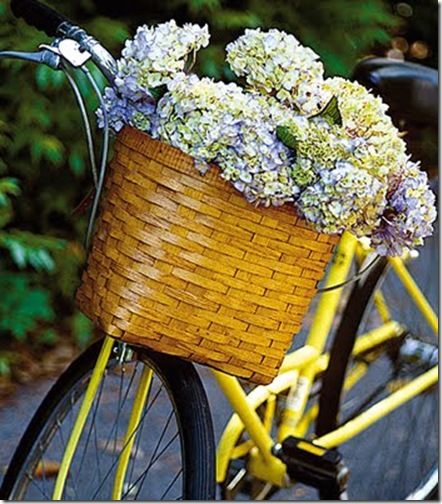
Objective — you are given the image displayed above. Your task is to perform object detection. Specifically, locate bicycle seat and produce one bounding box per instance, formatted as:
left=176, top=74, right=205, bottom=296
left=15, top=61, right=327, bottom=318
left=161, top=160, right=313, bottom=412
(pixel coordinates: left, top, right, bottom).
left=352, top=57, right=438, bottom=129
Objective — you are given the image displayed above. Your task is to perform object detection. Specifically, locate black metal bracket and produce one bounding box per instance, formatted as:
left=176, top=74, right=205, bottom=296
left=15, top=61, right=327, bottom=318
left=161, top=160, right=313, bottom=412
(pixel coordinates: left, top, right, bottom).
left=274, top=436, right=349, bottom=499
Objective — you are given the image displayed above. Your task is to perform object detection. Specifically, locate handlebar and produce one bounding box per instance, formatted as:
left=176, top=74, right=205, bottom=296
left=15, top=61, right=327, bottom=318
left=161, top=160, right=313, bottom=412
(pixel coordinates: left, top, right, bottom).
left=10, top=0, right=117, bottom=83
left=11, top=0, right=71, bottom=37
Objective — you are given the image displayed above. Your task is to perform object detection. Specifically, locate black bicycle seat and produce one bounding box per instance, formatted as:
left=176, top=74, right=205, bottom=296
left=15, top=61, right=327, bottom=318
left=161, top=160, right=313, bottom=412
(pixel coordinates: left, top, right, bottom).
left=352, top=57, right=438, bottom=129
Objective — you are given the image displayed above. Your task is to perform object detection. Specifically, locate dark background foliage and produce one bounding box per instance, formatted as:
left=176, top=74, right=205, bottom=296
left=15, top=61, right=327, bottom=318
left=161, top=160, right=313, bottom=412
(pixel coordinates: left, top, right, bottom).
left=0, top=0, right=437, bottom=377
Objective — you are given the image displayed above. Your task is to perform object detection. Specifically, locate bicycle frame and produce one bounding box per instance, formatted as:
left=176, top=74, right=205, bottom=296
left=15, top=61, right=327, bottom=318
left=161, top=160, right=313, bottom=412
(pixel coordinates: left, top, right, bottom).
left=213, top=231, right=438, bottom=487
left=50, top=229, right=438, bottom=496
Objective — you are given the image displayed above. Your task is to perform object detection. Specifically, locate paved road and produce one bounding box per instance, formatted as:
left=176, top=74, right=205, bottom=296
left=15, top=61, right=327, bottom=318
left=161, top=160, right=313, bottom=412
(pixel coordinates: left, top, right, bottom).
left=0, top=377, right=55, bottom=486
left=0, top=363, right=234, bottom=494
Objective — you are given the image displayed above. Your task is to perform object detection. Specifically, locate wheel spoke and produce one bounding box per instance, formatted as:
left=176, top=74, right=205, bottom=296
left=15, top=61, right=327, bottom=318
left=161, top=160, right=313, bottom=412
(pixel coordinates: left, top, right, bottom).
left=2, top=342, right=214, bottom=500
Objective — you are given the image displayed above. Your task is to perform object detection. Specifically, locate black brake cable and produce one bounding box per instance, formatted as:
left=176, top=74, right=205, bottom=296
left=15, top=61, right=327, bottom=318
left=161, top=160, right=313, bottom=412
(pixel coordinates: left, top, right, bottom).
left=81, top=65, right=110, bottom=251
left=317, top=254, right=381, bottom=293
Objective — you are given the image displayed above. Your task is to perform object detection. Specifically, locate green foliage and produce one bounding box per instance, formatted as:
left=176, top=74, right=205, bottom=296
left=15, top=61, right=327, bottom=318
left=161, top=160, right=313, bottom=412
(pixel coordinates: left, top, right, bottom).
left=149, top=85, right=168, bottom=101
left=0, top=175, right=69, bottom=359
left=276, top=97, right=342, bottom=154
left=143, top=0, right=398, bottom=78
left=0, top=351, right=19, bottom=377
left=0, top=230, right=65, bottom=270
left=71, top=312, right=95, bottom=349
left=0, top=0, right=127, bottom=367
left=0, top=177, right=20, bottom=227
left=0, top=272, right=54, bottom=342
left=0, top=355, right=12, bottom=377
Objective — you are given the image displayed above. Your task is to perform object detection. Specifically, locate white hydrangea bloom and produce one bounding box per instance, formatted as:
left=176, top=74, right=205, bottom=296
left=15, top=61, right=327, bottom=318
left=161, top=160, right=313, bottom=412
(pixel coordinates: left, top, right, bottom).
left=226, top=28, right=324, bottom=114
left=296, top=161, right=386, bottom=236
left=100, top=20, right=209, bottom=132
left=153, top=73, right=299, bottom=206
left=118, top=20, right=210, bottom=92
left=319, top=77, right=408, bottom=179
left=370, top=161, right=437, bottom=256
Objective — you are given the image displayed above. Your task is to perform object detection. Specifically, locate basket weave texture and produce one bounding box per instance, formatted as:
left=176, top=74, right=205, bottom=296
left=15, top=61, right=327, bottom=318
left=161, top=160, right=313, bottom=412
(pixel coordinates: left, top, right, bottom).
left=76, top=126, right=338, bottom=384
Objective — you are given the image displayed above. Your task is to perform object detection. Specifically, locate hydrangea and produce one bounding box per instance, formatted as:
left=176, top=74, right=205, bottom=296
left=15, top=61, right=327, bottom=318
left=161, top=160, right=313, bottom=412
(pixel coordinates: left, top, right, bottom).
left=97, top=87, right=156, bottom=132
left=153, top=73, right=298, bottom=206
left=226, top=28, right=324, bottom=114
left=269, top=102, right=390, bottom=237
left=97, top=22, right=437, bottom=257
left=296, top=161, right=386, bottom=236
left=100, top=21, right=209, bottom=132
left=118, top=20, right=209, bottom=91
left=153, top=73, right=243, bottom=162
left=319, top=78, right=409, bottom=179
left=370, top=162, right=436, bottom=256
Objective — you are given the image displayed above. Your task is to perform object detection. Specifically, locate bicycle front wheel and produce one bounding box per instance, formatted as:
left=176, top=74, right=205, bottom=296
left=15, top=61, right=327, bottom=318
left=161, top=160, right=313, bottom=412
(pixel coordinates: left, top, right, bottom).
left=1, top=338, right=215, bottom=500
left=317, top=226, right=438, bottom=500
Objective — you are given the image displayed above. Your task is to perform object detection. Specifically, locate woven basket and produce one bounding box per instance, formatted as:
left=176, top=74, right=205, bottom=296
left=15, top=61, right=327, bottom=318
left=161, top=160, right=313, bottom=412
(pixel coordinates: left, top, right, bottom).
left=76, top=126, right=338, bottom=384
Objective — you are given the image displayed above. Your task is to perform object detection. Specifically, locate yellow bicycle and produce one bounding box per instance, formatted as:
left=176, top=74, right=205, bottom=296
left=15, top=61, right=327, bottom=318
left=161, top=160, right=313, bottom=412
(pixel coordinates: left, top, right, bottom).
left=0, top=0, right=438, bottom=500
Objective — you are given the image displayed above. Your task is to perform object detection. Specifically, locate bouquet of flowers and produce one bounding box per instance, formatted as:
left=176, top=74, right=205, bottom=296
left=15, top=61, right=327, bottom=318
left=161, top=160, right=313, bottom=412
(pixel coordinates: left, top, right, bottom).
left=98, top=21, right=436, bottom=257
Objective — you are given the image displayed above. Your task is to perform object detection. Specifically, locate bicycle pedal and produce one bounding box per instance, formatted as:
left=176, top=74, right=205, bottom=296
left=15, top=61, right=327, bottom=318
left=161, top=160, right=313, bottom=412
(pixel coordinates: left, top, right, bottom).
left=273, top=436, right=349, bottom=498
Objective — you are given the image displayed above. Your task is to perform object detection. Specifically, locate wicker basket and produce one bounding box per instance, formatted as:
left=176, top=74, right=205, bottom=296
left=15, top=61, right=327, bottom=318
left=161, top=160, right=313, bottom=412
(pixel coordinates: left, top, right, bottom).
left=76, top=126, right=338, bottom=384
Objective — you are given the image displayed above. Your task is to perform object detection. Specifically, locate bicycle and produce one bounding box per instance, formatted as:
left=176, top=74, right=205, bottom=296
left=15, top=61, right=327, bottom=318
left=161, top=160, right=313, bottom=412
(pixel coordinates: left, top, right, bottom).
left=0, top=0, right=438, bottom=500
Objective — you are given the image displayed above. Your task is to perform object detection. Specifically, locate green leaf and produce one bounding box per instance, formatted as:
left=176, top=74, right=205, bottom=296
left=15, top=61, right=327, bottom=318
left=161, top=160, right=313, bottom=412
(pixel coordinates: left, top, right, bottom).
left=72, top=311, right=94, bottom=348
left=311, top=96, right=343, bottom=126
left=35, top=328, right=58, bottom=346
left=0, top=178, right=20, bottom=227
left=35, top=65, right=51, bottom=91
left=0, top=207, right=13, bottom=229
left=28, top=249, right=56, bottom=271
left=30, top=134, right=65, bottom=165
left=9, top=240, right=27, bottom=268
left=148, top=85, right=168, bottom=102
left=42, top=136, right=65, bottom=164
left=0, top=357, right=11, bottom=377
left=0, top=177, right=20, bottom=199
left=0, top=230, right=66, bottom=271
left=276, top=126, right=299, bottom=152
left=189, top=0, right=221, bottom=12
left=0, top=272, right=55, bottom=341
left=212, top=10, right=261, bottom=29
left=69, top=151, right=85, bottom=177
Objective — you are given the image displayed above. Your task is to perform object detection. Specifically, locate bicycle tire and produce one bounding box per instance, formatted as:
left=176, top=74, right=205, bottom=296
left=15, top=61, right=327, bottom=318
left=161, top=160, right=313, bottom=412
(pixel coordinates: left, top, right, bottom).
left=316, top=226, right=439, bottom=500
left=0, top=338, right=216, bottom=500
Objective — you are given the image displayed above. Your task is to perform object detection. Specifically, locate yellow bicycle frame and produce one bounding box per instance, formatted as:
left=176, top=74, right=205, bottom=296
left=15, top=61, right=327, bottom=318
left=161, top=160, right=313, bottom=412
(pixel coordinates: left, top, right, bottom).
left=51, top=231, right=438, bottom=497
left=214, top=231, right=438, bottom=487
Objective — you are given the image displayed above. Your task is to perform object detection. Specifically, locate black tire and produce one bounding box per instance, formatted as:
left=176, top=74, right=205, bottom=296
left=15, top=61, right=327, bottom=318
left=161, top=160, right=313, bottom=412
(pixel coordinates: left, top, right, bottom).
left=316, top=225, right=439, bottom=500
left=0, top=338, right=216, bottom=500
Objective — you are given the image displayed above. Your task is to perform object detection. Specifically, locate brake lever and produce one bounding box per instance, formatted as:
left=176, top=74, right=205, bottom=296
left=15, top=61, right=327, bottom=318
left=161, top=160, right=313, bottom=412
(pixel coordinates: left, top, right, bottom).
left=0, top=47, right=61, bottom=68
left=39, top=39, right=92, bottom=68
left=0, top=38, right=92, bottom=69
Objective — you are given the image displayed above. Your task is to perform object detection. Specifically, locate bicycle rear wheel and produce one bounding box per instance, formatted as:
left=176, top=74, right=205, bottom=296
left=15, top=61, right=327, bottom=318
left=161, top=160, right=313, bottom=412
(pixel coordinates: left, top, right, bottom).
left=0, top=338, right=215, bottom=500
left=317, top=226, right=438, bottom=500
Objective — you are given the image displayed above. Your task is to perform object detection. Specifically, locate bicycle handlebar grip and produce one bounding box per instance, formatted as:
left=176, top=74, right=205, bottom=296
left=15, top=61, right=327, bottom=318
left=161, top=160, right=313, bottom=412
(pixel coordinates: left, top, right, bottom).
left=10, top=0, right=72, bottom=37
